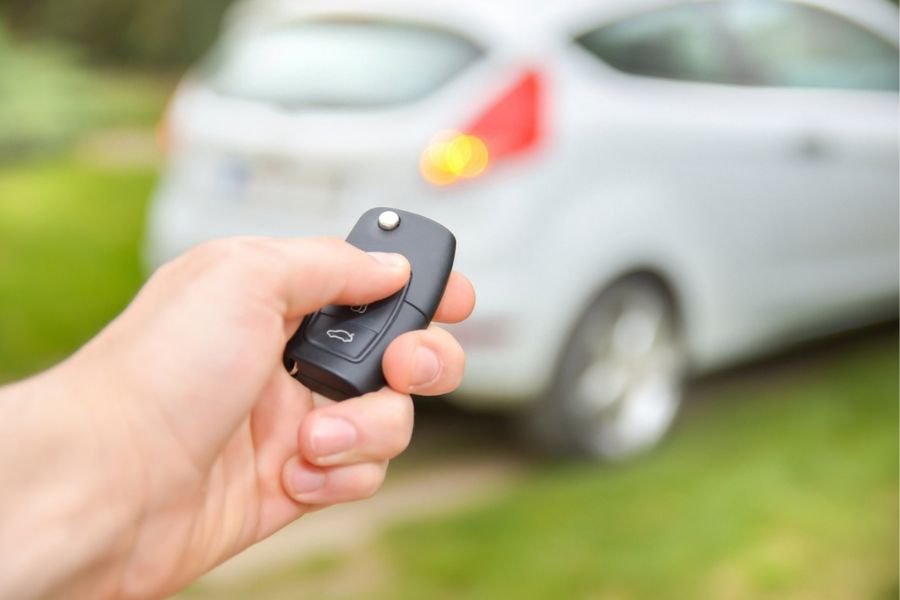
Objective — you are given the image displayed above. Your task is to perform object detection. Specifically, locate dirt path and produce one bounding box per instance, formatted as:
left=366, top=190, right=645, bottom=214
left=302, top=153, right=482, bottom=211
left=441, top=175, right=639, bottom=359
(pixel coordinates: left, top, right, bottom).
left=190, top=454, right=526, bottom=590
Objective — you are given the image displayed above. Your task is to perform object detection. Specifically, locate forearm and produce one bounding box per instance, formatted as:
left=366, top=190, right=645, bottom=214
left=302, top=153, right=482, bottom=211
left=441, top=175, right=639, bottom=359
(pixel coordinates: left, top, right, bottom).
left=0, top=367, right=137, bottom=599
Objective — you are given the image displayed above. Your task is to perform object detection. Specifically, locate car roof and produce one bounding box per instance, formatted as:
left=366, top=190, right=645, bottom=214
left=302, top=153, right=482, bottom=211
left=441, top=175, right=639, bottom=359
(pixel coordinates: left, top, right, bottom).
left=225, top=0, right=898, bottom=48
left=223, top=0, right=552, bottom=45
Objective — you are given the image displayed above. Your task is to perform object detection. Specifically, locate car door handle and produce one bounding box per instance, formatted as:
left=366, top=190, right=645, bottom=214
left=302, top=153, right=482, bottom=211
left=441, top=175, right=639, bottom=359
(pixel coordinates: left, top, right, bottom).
left=796, top=134, right=831, bottom=161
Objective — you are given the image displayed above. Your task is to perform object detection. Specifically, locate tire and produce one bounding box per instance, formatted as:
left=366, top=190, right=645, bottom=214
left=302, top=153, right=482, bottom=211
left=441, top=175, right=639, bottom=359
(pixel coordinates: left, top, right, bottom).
left=522, top=276, right=686, bottom=460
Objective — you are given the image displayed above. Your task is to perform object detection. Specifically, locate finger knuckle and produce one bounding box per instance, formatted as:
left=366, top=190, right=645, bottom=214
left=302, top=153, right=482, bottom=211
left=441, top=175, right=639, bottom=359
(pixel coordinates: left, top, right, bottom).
left=189, top=238, right=245, bottom=263
left=200, top=238, right=286, bottom=282
left=144, top=256, right=180, bottom=285
left=310, top=237, right=348, bottom=253
left=356, top=464, right=387, bottom=499
left=382, top=400, right=414, bottom=455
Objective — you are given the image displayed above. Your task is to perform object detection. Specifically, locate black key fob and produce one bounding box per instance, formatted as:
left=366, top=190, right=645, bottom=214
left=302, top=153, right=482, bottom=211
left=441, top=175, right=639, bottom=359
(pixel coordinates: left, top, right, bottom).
left=284, top=208, right=456, bottom=400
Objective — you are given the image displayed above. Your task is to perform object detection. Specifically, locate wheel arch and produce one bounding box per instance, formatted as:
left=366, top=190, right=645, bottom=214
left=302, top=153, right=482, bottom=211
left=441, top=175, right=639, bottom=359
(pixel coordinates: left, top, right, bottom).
left=602, top=267, right=684, bottom=332
left=522, top=262, right=690, bottom=458
left=554, top=263, right=688, bottom=372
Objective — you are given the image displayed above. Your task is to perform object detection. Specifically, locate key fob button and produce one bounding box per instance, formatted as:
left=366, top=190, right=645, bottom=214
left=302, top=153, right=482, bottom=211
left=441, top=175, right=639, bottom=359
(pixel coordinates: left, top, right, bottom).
left=285, top=208, right=456, bottom=400
left=319, top=291, right=402, bottom=332
left=304, top=314, right=378, bottom=359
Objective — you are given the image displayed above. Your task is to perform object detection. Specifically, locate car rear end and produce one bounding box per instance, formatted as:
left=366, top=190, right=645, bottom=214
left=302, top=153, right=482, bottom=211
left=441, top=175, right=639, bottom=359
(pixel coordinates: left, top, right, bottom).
left=150, top=3, right=484, bottom=242
left=146, top=0, right=569, bottom=402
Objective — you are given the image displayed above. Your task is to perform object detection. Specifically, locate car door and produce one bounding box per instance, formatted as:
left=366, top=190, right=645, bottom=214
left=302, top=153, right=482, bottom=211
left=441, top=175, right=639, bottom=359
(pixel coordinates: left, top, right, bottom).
left=717, top=0, right=899, bottom=320
left=560, top=0, right=897, bottom=357
left=558, top=1, right=825, bottom=359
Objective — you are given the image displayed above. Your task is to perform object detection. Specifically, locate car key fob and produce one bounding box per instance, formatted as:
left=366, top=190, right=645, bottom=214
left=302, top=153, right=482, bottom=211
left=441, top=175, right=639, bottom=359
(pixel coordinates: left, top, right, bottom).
left=283, top=208, right=456, bottom=400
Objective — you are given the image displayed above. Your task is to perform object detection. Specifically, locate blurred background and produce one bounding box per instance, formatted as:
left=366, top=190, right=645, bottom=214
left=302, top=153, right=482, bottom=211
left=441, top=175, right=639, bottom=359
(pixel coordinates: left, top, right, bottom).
left=0, top=0, right=897, bottom=598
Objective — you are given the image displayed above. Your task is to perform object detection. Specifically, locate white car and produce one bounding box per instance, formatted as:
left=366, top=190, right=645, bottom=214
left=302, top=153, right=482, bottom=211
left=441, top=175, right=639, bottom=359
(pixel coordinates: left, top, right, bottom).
left=146, top=0, right=899, bottom=458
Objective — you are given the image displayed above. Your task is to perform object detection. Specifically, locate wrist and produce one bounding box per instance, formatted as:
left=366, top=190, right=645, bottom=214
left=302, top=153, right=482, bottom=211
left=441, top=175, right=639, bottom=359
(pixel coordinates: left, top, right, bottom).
left=0, top=366, right=142, bottom=598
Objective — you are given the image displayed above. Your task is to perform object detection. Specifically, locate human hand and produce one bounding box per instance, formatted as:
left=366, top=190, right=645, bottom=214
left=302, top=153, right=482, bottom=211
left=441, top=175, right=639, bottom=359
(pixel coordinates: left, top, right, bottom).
left=0, top=237, right=474, bottom=599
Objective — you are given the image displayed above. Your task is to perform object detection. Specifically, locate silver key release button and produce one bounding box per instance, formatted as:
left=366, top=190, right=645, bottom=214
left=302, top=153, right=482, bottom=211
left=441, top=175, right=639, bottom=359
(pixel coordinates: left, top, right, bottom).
left=377, top=210, right=401, bottom=231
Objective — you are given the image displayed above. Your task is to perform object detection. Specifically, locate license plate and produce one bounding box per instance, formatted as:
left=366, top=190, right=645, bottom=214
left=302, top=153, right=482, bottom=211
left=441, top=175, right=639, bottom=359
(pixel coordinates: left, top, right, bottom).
left=220, top=157, right=338, bottom=215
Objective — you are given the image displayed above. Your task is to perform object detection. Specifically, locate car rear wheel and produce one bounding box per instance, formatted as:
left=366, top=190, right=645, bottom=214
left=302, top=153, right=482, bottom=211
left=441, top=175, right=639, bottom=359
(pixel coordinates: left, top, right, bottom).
left=522, top=276, right=686, bottom=460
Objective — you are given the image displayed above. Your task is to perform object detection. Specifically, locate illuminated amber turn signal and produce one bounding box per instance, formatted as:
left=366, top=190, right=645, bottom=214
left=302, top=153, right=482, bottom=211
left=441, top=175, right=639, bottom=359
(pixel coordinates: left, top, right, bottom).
left=420, top=130, right=490, bottom=186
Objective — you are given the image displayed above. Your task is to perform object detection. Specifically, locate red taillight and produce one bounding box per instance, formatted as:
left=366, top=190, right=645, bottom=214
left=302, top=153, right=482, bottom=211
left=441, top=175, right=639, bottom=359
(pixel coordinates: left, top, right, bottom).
left=466, top=69, right=543, bottom=160
left=420, top=69, right=544, bottom=186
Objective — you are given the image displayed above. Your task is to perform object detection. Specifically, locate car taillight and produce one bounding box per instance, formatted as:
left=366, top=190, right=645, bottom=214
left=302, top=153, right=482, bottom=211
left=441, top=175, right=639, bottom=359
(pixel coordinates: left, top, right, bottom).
left=420, top=69, right=544, bottom=186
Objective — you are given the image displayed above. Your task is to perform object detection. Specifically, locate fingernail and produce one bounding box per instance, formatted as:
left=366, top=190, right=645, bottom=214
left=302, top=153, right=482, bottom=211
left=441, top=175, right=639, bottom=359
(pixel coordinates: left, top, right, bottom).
left=289, top=461, right=326, bottom=497
left=310, top=417, right=358, bottom=457
left=368, top=252, right=408, bottom=269
left=411, top=346, right=441, bottom=388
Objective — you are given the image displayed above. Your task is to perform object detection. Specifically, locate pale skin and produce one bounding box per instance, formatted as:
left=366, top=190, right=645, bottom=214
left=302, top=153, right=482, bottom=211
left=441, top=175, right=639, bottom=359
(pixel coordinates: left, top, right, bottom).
left=0, top=237, right=475, bottom=599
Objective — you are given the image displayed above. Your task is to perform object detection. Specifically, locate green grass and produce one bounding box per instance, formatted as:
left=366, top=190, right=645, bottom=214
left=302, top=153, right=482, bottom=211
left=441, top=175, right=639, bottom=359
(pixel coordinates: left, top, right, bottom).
left=200, top=333, right=898, bottom=600
left=383, top=339, right=898, bottom=599
left=0, top=159, right=156, bottom=382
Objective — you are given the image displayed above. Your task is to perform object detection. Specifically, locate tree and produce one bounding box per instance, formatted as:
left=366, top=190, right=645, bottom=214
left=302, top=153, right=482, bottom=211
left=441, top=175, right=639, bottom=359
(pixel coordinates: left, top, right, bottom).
left=0, top=0, right=236, bottom=66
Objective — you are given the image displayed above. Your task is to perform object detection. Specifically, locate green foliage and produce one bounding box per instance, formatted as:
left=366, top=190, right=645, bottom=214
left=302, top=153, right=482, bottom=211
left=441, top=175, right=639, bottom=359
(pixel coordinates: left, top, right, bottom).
left=1, top=0, right=236, bottom=66
left=0, top=32, right=91, bottom=157
left=0, top=26, right=170, bottom=159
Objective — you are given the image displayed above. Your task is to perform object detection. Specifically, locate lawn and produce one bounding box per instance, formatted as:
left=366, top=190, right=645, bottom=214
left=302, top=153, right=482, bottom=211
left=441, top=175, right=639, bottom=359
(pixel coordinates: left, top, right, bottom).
left=374, top=338, right=897, bottom=600
left=0, top=159, right=156, bottom=382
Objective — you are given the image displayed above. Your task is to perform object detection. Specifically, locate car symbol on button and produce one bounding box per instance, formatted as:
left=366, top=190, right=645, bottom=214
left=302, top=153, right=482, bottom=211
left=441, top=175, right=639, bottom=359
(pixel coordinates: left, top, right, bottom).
left=326, top=329, right=355, bottom=343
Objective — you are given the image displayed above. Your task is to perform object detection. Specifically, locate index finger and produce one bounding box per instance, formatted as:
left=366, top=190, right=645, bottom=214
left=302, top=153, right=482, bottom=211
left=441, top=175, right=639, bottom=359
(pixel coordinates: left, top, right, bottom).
left=270, top=240, right=473, bottom=324
left=263, top=237, right=412, bottom=318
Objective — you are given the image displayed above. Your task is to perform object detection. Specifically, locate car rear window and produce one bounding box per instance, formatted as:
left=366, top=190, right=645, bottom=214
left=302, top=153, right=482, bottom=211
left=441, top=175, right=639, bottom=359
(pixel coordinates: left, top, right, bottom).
left=201, top=19, right=482, bottom=108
